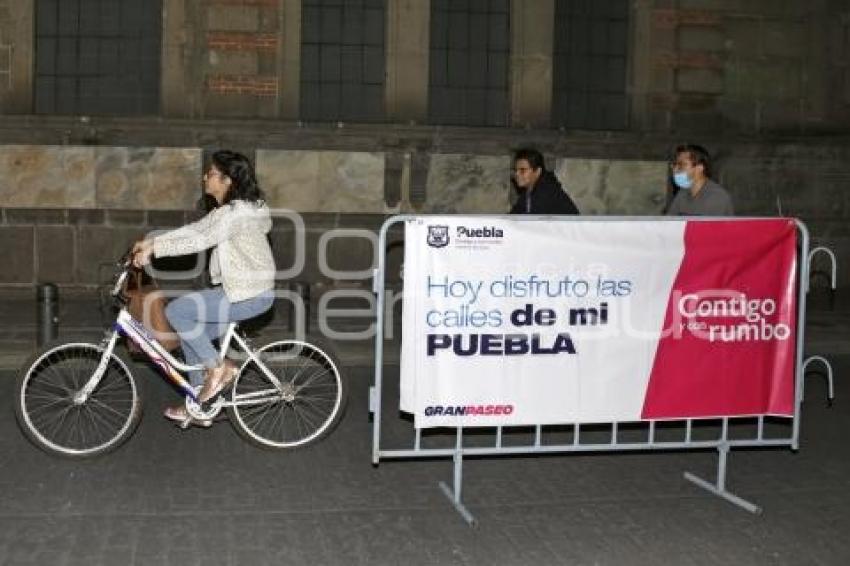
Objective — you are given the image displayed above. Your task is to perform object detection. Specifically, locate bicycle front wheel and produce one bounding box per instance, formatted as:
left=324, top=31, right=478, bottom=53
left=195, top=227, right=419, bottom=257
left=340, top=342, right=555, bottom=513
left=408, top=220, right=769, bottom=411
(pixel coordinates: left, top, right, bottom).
left=15, top=342, right=141, bottom=458
left=228, top=339, right=346, bottom=449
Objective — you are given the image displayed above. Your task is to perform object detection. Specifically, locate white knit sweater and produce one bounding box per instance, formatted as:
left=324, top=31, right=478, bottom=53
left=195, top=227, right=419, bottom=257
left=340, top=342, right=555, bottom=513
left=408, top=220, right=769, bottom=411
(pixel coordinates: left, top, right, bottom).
left=152, top=201, right=276, bottom=302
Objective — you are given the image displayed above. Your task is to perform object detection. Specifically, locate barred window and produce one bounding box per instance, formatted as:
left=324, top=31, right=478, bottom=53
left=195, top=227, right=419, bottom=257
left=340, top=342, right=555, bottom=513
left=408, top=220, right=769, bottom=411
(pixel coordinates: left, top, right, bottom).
left=35, top=0, right=162, bottom=115
left=300, top=0, right=386, bottom=123
left=552, top=0, right=629, bottom=130
left=429, top=0, right=510, bottom=127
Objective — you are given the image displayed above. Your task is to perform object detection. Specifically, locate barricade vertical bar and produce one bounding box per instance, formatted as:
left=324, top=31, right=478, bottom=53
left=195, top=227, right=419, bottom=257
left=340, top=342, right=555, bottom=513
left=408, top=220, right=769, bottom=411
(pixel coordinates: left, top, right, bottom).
left=415, top=428, right=421, bottom=451
left=793, top=220, right=810, bottom=450
left=717, top=445, right=728, bottom=490
left=455, top=428, right=462, bottom=501
left=611, top=422, right=618, bottom=445
left=574, top=424, right=580, bottom=445
left=535, top=425, right=542, bottom=448
left=496, top=426, right=503, bottom=448
left=686, top=420, right=692, bottom=443
left=438, top=427, right=477, bottom=525
left=372, top=216, right=410, bottom=464
left=649, top=421, right=656, bottom=444
left=371, top=227, right=388, bottom=465
left=757, top=417, right=764, bottom=441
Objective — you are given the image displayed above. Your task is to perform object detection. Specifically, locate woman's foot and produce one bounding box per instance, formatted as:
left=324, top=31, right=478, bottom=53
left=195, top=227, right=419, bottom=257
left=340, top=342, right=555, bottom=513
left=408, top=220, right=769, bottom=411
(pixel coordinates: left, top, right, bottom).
left=163, top=404, right=212, bottom=428
left=198, top=360, right=238, bottom=404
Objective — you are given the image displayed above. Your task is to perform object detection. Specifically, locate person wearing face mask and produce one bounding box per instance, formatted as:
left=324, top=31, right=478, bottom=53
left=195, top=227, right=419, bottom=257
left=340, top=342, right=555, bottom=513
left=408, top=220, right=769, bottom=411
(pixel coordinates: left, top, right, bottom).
left=665, top=144, right=734, bottom=216
left=509, top=148, right=579, bottom=215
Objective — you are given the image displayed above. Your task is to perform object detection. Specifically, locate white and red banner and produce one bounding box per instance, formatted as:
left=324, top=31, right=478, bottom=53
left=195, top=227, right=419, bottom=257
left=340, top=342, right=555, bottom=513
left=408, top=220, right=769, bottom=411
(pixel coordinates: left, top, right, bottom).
left=400, top=218, right=798, bottom=428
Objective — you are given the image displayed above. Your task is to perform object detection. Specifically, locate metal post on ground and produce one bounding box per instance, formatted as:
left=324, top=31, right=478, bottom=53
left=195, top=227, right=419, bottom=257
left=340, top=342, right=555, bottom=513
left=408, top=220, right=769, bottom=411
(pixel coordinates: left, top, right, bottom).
left=683, top=444, right=762, bottom=514
left=438, top=427, right=478, bottom=526
left=36, top=283, right=59, bottom=347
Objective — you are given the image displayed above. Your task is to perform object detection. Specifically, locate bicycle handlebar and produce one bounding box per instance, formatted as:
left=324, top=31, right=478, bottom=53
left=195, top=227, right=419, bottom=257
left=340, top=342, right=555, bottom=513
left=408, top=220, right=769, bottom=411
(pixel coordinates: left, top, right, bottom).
left=109, top=254, right=134, bottom=298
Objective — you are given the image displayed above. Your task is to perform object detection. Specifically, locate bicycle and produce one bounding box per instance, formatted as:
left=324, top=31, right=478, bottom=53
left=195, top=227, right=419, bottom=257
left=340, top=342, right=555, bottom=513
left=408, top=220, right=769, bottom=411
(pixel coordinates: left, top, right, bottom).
left=14, top=258, right=347, bottom=458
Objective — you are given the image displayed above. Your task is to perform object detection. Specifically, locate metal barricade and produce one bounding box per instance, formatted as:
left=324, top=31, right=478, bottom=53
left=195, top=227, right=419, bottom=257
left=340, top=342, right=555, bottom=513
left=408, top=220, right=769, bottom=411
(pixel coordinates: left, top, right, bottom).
left=803, top=245, right=837, bottom=405
left=370, top=216, right=811, bottom=526
left=807, top=246, right=837, bottom=293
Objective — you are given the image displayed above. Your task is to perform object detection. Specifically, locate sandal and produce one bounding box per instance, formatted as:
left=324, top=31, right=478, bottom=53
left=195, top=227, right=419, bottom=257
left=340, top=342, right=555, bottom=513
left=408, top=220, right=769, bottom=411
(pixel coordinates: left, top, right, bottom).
left=198, top=360, right=238, bottom=404
left=163, top=404, right=212, bottom=429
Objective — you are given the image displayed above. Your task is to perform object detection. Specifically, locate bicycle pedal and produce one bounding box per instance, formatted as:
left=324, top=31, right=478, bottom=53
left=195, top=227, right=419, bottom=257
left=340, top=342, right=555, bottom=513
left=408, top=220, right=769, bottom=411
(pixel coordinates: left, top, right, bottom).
left=176, top=417, right=213, bottom=430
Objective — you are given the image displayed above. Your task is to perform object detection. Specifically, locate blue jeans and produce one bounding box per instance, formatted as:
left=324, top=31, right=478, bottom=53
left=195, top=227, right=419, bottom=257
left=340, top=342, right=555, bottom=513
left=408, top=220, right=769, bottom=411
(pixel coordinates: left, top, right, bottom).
left=165, top=288, right=274, bottom=387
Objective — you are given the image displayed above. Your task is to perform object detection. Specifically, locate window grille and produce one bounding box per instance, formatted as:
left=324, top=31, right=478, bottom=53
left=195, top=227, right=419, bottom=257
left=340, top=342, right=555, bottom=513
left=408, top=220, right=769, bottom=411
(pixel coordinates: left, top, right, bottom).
left=35, top=0, right=162, bottom=115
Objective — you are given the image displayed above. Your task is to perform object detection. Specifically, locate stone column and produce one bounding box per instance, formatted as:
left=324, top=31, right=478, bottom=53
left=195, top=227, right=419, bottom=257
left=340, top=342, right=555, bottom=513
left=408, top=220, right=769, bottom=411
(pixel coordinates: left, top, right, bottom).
left=161, top=0, right=202, bottom=117
left=628, top=0, right=654, bottom=132
left=509, top=0, right=554, bottom=128
left=279, top=0, right=301, bottom=120
left=0, top=0, right=34, bottom=114
left=385, top=0, right=429, bottom=123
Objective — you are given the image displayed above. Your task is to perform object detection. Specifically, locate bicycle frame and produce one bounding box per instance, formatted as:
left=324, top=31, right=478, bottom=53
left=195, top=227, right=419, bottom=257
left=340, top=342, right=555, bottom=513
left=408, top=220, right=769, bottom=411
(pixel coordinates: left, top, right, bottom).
left=72, top=263, right=294, bottom=410
left=114, top=308, right=235, bottom=401
left=76, top=309, right=287, bottom=408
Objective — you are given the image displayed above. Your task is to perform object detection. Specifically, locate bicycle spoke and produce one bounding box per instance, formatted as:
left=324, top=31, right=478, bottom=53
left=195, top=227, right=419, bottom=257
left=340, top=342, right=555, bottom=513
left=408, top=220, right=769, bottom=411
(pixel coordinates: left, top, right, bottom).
left=18, top=344, right=139, bottom=456
left=292, top=365, right=331, bottom=393
left=229, top=341, right=344, bottom=448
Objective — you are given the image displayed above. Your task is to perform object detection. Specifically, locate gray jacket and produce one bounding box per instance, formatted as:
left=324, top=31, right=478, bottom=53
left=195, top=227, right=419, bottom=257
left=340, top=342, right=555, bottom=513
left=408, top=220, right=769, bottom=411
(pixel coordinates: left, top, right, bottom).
left=666, top=179, right=734, bottom=216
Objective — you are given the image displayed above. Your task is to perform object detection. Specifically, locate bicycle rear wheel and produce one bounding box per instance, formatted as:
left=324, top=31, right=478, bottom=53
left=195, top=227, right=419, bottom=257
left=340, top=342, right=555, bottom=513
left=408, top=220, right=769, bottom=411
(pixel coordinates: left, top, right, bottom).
left=227, top=339, right=346, bottom=449
left=15, top=342, right=141, bottom=458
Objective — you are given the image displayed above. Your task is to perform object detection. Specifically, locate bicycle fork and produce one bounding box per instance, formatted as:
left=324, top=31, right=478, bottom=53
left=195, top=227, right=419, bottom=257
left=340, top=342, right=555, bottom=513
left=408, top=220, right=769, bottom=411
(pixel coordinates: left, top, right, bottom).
left=74, top=330, right=122, bottom=404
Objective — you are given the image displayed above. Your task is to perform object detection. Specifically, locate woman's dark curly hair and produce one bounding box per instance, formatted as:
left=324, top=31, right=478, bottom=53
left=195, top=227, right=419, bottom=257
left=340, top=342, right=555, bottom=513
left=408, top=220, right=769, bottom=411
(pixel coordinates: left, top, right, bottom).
left=210, top=150, right=265, bottom=206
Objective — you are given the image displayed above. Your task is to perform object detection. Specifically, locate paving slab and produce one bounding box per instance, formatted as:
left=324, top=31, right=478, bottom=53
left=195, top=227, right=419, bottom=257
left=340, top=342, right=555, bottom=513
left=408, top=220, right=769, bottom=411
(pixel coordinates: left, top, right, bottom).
left=0, top=359, right=848, bottom=565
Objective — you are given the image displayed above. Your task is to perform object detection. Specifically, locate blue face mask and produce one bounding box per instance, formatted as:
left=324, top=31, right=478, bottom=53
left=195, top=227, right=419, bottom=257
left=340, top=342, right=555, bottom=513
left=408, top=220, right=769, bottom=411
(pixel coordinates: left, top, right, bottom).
left=673, top=171, right=693, bottom=189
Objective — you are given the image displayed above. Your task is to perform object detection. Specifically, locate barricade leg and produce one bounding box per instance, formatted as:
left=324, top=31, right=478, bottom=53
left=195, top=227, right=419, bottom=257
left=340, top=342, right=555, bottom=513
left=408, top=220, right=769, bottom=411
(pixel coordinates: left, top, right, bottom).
left=437, top=428, right=478, bottom=526
left=683, top=445, right=762, bottom=514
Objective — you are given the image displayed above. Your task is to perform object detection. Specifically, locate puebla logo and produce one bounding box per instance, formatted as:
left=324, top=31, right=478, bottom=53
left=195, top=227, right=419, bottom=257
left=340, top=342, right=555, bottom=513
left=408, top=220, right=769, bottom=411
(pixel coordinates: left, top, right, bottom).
left=427, top=225, right=450, bottom=248
left=457, top=225, right=503, bottom=238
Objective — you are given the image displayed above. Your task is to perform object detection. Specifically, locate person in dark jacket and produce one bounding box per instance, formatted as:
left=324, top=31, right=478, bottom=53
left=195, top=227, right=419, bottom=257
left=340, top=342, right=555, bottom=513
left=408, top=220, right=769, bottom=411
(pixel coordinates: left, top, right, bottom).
left=509, top=148, right=579, bottom=215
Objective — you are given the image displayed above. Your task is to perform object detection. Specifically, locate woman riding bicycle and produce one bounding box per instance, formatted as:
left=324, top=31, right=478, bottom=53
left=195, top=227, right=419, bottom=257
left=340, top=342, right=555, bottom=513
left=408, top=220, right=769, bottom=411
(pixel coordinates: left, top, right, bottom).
left=132, top=150, right=275, bottom=425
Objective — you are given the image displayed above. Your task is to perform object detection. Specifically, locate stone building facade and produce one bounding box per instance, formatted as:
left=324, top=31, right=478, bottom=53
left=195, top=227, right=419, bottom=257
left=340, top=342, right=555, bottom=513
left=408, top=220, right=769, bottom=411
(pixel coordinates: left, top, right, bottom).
left=0, top=0, right=848, bottom=291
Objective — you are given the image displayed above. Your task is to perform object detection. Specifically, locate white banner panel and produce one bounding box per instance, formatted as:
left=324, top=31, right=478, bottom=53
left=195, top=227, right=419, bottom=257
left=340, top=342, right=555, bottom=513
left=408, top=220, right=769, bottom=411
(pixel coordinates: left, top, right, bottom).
left=400, top=217, right=686, bottom=428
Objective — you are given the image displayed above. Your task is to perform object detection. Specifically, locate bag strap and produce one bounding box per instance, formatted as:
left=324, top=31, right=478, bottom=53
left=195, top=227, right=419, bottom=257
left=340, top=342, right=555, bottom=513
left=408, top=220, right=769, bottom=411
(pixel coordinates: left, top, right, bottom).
left=122, top=267, right=158, bottom=294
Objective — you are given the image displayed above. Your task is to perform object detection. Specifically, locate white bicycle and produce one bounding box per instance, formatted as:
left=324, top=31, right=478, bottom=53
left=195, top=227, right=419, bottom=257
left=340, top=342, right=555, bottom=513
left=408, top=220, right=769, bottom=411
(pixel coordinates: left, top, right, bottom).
left=14, top=259, right=347, bottom=458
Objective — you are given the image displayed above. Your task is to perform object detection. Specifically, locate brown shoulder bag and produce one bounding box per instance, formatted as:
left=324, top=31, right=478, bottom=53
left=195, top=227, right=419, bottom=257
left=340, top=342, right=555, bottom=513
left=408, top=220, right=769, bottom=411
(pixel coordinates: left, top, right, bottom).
left=122, top=269, right=181, bottom=353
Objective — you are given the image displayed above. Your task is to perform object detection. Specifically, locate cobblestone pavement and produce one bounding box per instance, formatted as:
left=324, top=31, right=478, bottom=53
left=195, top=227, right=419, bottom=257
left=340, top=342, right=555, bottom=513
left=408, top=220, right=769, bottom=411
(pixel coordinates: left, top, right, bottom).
left=1, top=355, right=849, bottom=566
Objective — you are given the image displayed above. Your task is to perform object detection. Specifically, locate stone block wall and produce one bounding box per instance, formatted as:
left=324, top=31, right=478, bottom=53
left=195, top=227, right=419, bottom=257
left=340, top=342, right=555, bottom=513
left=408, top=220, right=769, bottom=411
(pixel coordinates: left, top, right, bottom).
left=0, top=143, right=402, bottom=290
left=554, top=159, right=669, bottom=215
left=0, top=204, right=397, bottom=293
left=0, top=146, right=200, bottom=209
left=257, top=150, right=390, bottom=212
left=1, top=137, right=847, bottom=290
left=637, top=0, right=850, bottom=134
